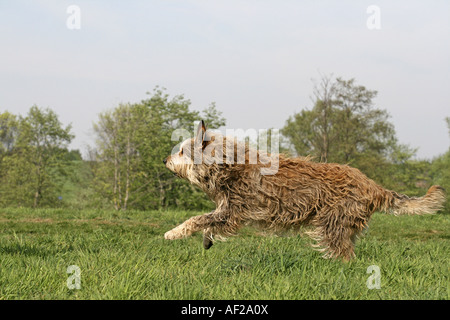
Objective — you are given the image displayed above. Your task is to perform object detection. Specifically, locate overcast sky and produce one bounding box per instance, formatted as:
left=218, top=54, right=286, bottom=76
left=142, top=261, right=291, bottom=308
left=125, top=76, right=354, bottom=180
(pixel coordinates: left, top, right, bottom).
left=1, top=0, right=449, bottom=159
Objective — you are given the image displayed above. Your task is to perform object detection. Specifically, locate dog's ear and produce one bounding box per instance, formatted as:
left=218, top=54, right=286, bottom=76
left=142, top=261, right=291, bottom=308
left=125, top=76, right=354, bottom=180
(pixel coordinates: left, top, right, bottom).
left=195, top=120, right=206, bottom=148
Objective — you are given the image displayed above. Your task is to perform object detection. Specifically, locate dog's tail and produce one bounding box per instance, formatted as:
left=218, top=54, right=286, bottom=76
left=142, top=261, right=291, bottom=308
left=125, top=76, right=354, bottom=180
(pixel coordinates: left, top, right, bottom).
left=383, top=185, right=446, bottom=216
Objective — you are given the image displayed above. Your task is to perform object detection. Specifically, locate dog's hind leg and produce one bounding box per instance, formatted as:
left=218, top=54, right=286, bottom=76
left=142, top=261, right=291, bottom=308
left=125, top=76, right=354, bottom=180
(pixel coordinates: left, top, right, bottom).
left=308, top=204, right=365, bottom=261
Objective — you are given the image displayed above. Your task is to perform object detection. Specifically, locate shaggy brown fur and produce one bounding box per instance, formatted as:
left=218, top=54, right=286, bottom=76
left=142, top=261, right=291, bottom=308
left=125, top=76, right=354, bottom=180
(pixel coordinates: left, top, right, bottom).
left=163, top=121, right=446, bottom=260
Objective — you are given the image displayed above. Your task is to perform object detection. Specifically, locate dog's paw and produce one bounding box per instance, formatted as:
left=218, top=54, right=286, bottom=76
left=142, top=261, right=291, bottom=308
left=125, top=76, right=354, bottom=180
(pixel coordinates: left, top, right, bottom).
left=164, top=226, right=187, bottom=240
left=164, top=230, right=180, bottom=240
left=203, top=236, right=213, bottom=249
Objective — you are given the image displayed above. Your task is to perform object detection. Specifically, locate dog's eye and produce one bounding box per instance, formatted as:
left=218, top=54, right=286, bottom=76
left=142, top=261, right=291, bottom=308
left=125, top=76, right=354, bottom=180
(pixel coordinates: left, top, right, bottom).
left=179, top=149, right=183, bottom=156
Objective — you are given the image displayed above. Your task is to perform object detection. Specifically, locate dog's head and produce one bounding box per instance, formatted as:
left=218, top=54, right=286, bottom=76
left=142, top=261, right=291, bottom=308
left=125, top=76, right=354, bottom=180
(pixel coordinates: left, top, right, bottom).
left=164, top=120, right=218, bottom=185
left=164, top=121, right=280, bottom=187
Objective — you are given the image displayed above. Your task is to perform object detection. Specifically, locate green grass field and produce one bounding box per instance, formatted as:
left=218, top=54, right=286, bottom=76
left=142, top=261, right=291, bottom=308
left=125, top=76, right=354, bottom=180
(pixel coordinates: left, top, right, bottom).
left=0, top=208, right=448, bottom=300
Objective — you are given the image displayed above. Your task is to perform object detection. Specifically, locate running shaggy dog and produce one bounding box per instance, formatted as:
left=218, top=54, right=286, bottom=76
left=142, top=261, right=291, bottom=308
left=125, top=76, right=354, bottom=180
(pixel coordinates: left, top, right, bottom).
left=163, top=121, right=445, bottom=260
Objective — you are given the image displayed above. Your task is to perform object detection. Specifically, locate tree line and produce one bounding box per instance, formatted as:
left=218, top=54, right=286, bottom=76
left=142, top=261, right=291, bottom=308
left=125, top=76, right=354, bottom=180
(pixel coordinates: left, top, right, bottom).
left=1, top=77, right=449, bottom=212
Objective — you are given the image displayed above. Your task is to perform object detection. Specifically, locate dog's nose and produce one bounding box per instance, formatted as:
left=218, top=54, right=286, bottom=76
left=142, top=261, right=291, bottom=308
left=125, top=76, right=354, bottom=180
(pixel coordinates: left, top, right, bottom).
left=163, top=158, right=167, bottom=165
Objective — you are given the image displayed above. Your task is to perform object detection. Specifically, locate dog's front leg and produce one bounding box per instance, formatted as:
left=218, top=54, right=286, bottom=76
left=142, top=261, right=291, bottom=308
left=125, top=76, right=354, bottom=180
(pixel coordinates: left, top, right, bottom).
left=164, top=211, right=218, bottom=241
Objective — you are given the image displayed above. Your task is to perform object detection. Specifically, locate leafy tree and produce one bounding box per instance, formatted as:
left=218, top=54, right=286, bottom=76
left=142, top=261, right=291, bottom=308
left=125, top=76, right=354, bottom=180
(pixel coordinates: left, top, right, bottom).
left=0, top=106, right=73, bottom=207
left=282, top=74, right=396, bottom=166
left=92, top=87, right=225, bottom=210
left=384, top=144, right=431, bottom=196
left=0, top=111, right=19, bottom=154
left=430, top=117, right=450, bottom=212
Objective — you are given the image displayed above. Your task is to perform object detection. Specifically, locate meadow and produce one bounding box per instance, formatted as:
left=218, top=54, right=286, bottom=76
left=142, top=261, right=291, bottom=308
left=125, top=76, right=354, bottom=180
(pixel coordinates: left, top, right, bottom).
left=0, top=208, right=448, bottom=300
